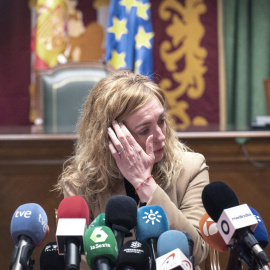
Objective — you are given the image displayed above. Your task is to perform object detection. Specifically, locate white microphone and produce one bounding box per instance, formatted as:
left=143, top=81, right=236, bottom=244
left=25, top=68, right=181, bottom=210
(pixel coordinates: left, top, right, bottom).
left=156, top=248, right=192, bottom=270
left=56, top=218, right=87, bottom=255
left=216, top=204, right=258, bottom=245
left=156, top=230, right=192, bottom=270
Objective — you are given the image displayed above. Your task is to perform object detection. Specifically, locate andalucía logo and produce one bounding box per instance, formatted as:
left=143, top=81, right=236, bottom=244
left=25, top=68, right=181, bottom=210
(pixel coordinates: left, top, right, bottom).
left=142, top=209, right=162, bottom=225
left=161, top=252, right=175, bottom=267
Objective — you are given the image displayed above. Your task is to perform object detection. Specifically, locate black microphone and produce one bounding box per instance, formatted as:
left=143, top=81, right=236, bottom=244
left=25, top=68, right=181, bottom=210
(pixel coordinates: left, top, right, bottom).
left=182, top=232, right=195, bottom=270
left=40, top=242, right=65, bottom=270
left=202, top=181, right=270, bottom=268
left=115, top=240, right=152, bottom=270
left=105, top=195, right=137, bottom=251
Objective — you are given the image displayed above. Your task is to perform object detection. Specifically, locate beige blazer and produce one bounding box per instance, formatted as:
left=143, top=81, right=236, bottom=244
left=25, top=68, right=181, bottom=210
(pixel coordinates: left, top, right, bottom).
left=64, top=152, right=209, bottom=270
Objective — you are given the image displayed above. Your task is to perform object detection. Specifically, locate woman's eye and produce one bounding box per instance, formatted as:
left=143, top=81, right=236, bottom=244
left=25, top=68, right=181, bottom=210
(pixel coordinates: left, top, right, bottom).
left=159, top=118, right=165, bottom=125
left=139, top=129, right=149, bottom=135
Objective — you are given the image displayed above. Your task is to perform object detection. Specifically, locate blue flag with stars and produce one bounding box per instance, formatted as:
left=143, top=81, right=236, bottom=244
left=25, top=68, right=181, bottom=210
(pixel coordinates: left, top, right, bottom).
left=106, top=0, right=154, bottom=79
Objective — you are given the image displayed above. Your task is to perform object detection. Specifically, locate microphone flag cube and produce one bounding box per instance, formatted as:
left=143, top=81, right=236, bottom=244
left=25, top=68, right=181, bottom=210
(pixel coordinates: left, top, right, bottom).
left=217, top=204, right=258, bottom=245
left=156, top=248, right=192, bottom=270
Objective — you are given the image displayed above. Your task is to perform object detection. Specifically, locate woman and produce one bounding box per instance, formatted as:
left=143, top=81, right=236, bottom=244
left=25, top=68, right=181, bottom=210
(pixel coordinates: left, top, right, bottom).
left=56, top=71, right=209, bottom=269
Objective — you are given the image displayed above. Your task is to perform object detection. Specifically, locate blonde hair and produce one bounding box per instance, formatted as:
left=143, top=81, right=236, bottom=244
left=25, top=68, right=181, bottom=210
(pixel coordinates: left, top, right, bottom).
left=56, top=71, right=189, bottom=201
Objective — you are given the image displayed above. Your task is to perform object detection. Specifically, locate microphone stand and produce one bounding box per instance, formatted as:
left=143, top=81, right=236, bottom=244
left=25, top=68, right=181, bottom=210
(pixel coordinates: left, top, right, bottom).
left=10, top=235, right=35, bottom=270
left=227, top=239, right=242, bottom=270
left=147, top=238, right=157, bottom=270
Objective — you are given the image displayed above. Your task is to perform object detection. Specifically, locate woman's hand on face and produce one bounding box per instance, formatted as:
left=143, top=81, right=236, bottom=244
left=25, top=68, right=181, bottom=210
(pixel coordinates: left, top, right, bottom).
left=108, top=120, right=155, bottom=186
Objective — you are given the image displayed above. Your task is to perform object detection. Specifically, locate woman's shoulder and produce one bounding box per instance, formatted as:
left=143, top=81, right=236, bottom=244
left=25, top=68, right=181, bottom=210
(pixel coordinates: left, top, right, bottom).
left=180, top=151, right=208, bottom=173
left=182, top=151, right=206, bottom=162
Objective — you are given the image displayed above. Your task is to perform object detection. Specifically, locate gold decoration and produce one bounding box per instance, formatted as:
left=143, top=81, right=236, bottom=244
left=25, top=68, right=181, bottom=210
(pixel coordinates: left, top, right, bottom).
left=159, top=0, right=208, bottom=130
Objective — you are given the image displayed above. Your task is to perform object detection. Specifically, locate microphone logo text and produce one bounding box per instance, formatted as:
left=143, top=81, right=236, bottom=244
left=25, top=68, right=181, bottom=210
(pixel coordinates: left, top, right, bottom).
left=142, top=209, right=162, bottom=225
left=15, top=210, right=31, bottom=218
left=90, top=227, right=108, bottom=243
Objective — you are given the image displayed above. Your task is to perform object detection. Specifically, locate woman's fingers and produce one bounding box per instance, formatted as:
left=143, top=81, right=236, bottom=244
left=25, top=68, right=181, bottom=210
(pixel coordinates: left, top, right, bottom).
left=107, top=126, right=125, bottom=153
left=145, top=134, right=154, bottom=157
left=108, top=140, right=121, bottom=161
left=111, top=121, right=129, bottom=150
left=118, top=122, right=138, bottom=148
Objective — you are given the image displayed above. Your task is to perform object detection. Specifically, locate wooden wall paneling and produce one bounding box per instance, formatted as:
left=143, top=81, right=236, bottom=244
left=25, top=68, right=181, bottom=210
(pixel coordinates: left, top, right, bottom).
left=0, top=137, right=74, bottom=269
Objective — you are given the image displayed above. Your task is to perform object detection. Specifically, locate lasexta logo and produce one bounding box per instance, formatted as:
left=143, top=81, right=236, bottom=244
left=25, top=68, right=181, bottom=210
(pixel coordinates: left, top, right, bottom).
left=90, top=227, right=108, bottom=243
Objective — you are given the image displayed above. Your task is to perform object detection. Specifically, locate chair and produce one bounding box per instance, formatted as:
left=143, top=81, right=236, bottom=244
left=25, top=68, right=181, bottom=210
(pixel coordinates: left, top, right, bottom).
left=263, top=78, right=270, bottom=115
left=33, top=61, right=114, bottom=133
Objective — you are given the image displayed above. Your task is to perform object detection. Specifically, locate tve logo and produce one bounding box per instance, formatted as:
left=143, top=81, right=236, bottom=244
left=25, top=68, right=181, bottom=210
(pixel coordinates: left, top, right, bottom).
left=15, top=210, right=32, bottom=218
left=39, top=214, right=47, bottom=233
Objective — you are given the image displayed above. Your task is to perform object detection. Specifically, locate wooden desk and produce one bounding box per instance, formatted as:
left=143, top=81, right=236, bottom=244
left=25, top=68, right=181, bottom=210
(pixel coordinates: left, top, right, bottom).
left=1, top=131, right=270, bottom=269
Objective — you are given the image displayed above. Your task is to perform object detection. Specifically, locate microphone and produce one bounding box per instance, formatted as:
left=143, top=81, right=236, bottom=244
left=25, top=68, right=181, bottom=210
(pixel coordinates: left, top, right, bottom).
left=156, top=230, right=192, bottom=270
left=10, top=203, right=49, bottom=270
left=202, top=181, right=270, bottom=267
left=238, top=206, right=269, bottom=269
left=89, top=213, right=106, bottom=228
left=249, top=206, right=268, bottom=249
left=199, top=212, right=229, bottom=252
left=115, top=240, right=152, bottom=270
left=56, top=196, right=89, bottom=270
left=40, top=241, right=65, bottom=270
left=84, top=225, right=118, bottom=270
left=200, top=209, right=269, bottom=269
left=105, top=195, right=137, bottom=251
left=135, top=205, right=169, bottom=267
left=157, top=230, right=190, bottom=257
left=199, top=212, right=242, bottom=270
left=182, top=232, right=195, bottom=270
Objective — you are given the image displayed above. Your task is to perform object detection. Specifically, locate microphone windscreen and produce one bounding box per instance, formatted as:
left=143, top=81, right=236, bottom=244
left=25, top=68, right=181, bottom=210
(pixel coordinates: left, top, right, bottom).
left=10, top=203, right=48, bottom=246
left=57, top=196, right=89, bottom=226
left=116, top=240, right=152, bottom=270
left=157, top=230, right=190, bottom=258
left=135, top=205, right=169, bottom=241
left=84, top=226, right=118, bottom=270
left=249, top=206, right=269, bottom=249
left=202, top=181, right=239, bottom=222
left=105, top=195, right=137, bottom=233
left=199, top=212, right=229, bottom=252
left=89, top=213, right=106, bottom=228
left=40, top=241, right=65, bottom=270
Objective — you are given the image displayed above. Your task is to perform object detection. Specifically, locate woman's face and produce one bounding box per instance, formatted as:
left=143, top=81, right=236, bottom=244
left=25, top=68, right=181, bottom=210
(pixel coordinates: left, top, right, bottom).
left=125, top=96, right=166, bottom=163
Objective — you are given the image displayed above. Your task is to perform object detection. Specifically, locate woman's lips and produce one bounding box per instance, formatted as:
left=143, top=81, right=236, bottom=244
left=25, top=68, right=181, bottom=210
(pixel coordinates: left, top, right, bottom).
left=154, top=147, right=164, bottom=154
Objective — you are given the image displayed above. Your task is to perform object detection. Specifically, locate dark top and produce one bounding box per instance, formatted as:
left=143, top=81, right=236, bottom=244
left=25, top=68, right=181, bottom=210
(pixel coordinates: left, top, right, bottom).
left=124, top=178, right=146, bottom=207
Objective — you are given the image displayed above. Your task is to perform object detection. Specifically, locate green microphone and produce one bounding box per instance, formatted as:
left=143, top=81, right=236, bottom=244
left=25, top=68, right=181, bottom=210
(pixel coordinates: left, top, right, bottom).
left=84, top=226, right=118, bottom=270
left=89, top=213, right=106, bottom=228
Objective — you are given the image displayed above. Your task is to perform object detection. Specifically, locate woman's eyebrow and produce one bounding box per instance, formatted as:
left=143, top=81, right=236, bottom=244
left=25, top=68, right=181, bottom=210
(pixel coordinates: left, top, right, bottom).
left=134, top=111, right=165, bottom=130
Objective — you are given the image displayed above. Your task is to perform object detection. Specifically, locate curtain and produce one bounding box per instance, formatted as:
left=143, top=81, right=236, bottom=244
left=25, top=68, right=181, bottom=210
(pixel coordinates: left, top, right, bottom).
left=0, top=0, right=31, bottom=125
left=224, top=0, right=270, bottom=131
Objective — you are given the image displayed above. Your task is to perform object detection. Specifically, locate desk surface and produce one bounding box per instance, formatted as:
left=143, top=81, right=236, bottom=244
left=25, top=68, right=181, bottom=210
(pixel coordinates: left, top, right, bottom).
left=0, top=126, right=270, bottom=140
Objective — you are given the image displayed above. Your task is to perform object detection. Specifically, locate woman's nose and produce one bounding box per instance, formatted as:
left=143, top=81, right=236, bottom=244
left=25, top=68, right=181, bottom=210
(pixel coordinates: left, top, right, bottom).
left=153, top=126, right=165, bottom=142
